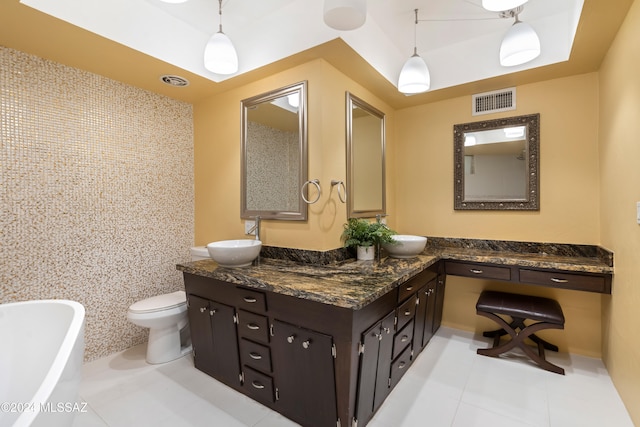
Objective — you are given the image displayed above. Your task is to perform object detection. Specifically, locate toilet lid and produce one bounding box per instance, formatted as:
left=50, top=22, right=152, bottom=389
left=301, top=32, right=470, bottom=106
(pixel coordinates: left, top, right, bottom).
left=129, top=290, right=186, bottom=314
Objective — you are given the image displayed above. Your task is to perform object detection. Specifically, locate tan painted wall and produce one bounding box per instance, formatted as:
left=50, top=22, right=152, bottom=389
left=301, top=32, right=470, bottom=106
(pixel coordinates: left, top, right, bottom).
left=193, top=59, right=395, bottom=251
left=599, top=0, right=640, bottom=422
left=394, top=73, right=604, bottom=357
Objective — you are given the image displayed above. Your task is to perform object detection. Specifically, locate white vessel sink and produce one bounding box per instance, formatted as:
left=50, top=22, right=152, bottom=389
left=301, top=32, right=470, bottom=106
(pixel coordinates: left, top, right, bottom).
left=206, top=239, right=262, bottom=267
left=382, top=235, right=427, bottom=259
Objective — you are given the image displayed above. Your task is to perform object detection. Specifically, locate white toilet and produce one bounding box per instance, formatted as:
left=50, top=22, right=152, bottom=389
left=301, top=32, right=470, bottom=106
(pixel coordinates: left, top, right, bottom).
left=127, top=247, right=210, bottom=364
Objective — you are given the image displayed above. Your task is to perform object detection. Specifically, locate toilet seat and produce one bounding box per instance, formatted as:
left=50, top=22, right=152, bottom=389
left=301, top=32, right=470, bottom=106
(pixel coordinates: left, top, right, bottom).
left=129, top=291, right=186, bottom=314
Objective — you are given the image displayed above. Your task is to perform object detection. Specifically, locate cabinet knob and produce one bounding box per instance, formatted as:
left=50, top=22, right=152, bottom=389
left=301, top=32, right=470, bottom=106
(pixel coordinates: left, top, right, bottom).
left=383, top=327, right=391, bottom=334
left=209, top=309, right=216, bottom=316
left=199, top=307, right=206, bottom=313
left=287, top=335, right=296, bottom=343
left=302, top=340, right=311, bottom=349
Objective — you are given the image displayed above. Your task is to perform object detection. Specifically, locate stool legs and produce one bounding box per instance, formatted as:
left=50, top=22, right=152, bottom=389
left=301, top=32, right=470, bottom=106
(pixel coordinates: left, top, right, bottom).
left=477, top=310, right=565, bottom=375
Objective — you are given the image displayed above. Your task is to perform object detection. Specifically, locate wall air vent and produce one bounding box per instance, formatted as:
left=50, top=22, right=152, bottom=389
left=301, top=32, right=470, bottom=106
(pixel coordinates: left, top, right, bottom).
left=472, top=87, right=516, bottom=116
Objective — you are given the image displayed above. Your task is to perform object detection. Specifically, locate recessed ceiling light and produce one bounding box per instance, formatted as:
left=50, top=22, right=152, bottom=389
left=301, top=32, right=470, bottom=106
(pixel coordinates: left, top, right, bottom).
left=160, top=75, right=190, bottom=87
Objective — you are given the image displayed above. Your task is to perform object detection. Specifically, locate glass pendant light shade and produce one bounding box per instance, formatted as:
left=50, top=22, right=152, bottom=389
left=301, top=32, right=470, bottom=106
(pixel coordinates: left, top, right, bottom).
left=398, top=52, right=430, bottom=94
left=482, top=0, right=528, bottom=12
left=323, top=0, right=366, bottom=31
left=204, top=31, right=238, bottom=75
left=500, top=21, right=540, bottom=66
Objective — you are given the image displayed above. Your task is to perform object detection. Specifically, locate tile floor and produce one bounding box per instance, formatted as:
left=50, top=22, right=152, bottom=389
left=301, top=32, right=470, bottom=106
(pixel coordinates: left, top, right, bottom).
left=72, top=327, right=634, bottom=427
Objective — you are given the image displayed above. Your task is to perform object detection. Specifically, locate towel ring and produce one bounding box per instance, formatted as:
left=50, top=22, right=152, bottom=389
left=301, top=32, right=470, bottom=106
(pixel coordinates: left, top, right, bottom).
left=331, top=180, right=347, bottom=204
left=302, top=179, right=322, bottom=204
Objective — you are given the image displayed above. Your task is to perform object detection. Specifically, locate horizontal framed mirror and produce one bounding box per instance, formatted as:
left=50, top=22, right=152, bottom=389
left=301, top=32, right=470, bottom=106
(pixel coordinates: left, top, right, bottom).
left=346, top=92, right=386, bottom=218
left=454, top=113, right=540, bottom=210
left=241, top=81, right=308, bottom=220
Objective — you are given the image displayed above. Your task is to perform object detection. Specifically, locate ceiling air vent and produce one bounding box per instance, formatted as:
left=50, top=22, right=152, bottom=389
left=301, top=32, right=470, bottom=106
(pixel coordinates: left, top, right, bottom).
left=472, top=87, right=516, bottom=116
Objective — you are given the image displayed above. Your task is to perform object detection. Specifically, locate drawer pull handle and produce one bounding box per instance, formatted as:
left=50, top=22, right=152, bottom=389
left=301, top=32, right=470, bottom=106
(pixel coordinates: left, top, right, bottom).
left=247, top=323, right=260, bottom=330
left=551, top=277, right=569, bottom=283
left=405, top=286, right=413, bottom=291
left=398, top=361, right=406, bottom=369
left=401, top=335, right=410, bottom=342
left=302, top=340, right=311, bottom=349
left=243, top=297, right=257, bottom=303
left=249, top=352, right=262, bottom=360
left=404, top=310, right=411, bottom=316
left=287, top=335, right=296, bottom=343
left=469, top=269, right=484, bottom=274
left=252, top=381, right=265, bottom=389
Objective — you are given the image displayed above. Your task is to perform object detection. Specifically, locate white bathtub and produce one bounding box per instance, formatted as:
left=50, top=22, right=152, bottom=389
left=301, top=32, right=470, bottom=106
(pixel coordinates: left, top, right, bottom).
left=0, top=299, right=85, bottom=427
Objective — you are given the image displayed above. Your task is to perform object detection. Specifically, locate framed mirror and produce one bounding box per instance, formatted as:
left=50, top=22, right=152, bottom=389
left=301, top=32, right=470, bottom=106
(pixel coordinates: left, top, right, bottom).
left=346, top=92, right=386, bottom=218
left=241, top=81, right=308, bottom=220
left=454, top=113, right=540, bottom=210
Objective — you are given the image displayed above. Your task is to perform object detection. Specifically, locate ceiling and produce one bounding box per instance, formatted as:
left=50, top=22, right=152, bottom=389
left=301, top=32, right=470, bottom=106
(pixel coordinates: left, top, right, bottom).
left=0, top=0, right=634, bottom=108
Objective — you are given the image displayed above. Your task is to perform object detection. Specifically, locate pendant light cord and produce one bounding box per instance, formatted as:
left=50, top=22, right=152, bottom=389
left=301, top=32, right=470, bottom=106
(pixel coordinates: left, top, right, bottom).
left=413, top=9, right=418, bottom=56
left=218, top=0, right=223, bottom=32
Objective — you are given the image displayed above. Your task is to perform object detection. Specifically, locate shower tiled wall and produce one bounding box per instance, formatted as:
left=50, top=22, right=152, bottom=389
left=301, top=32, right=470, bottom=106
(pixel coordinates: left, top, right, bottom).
left=0, top=46, right=194, bottom=361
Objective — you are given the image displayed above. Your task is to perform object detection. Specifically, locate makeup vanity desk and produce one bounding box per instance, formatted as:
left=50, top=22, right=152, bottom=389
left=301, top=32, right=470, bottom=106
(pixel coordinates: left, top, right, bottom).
left=177, top=238, right=613, bottom=427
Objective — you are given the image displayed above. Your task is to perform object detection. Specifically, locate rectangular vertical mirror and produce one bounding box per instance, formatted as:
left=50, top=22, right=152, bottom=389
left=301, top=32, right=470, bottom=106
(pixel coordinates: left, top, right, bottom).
left=346, top=92, right=386, bottom=218
left=454, top=113, right=540, bottom=210
left=241, top=81, right=308, bottom=220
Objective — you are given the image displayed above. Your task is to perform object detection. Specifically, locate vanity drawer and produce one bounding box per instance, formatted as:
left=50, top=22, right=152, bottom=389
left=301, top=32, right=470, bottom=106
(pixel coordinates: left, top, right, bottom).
left=396, top=294, right=417, bottom=332
left=236, top=288, right=267, bottom=313
left=242, top=366, right=275, bottom=404
left=519, top=269, right=609, bottom=293
left=390, top=345, right=412, bottom=390
left=238, top=310, right=270, bottom=344
left=393, top=319, right=414, bottom=360
left=445, top=261, right=511, bottom=281
left=397, top=269, right=438, bottom=303
left=240, top=338, right=272, bottom=374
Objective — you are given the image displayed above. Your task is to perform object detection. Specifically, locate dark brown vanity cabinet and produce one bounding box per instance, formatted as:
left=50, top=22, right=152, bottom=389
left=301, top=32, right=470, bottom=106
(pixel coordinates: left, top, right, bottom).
left=271, top=319, right=338, bottom=427
left=186, top=294, right=241, bottom=388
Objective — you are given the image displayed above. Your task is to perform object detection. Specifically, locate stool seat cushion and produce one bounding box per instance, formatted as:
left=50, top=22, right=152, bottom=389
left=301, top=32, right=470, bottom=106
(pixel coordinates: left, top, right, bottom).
left=476, top=290, right=564, bottom=325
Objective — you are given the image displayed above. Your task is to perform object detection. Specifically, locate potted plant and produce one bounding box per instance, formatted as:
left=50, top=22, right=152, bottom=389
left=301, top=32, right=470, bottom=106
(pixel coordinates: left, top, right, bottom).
left=341, top=218, right=397, bottom=260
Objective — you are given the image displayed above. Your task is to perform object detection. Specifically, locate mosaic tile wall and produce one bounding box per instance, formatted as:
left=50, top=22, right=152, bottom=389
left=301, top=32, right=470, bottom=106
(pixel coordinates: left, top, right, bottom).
left=0, top=46, right=194, bottom=361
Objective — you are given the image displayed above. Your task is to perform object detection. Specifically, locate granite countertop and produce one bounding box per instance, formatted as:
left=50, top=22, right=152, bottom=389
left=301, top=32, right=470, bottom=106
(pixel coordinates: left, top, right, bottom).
left=177, top=238, right=614, bottom=311
left=177, top=254, right=439, bottom=310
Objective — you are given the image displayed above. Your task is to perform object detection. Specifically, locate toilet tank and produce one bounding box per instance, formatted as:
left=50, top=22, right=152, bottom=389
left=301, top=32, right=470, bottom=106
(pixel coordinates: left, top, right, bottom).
left=190, top=246, right=210, bottom=261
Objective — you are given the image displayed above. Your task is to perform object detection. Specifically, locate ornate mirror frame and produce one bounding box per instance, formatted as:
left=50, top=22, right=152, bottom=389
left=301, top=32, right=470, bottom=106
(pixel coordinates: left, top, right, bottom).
left=454, top=113, right=540, bottom=211
left=346, top=92, right=386, bottom=218
left=241, top=81, right=308, bottom=220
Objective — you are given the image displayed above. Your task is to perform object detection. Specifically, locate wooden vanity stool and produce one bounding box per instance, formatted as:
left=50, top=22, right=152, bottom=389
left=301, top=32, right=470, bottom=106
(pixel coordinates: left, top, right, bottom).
left=475, top=290, right=565, bottom=375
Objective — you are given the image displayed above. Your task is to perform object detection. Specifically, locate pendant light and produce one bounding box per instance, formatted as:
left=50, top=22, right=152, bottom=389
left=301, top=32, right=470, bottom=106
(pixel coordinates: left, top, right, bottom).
left=323, top=0, right=367, bottom=31
left=482, top=0, right=528, bottom=12
left=203, top=0, right=238, bottom=75
left=398, top=9, right=430, bottom=94
left=499, top=7, right=540, bottom=67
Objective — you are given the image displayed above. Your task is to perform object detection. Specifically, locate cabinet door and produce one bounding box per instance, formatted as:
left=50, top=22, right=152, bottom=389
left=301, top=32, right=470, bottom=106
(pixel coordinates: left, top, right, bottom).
left=421, top=278, right=437, bottom=347
left=432, top=276, right=446, bottom=334
left=355, top=311, right=395, bottom=424
left=271, top=319, right=337, bottom=427
left=187, top=295, right=241, bottom=388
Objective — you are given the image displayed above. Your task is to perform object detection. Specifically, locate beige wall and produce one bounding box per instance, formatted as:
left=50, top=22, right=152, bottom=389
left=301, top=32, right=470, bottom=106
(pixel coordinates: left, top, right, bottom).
left=193, top=59, right=395, bottom=251
left=394, top=73, right=604, bottom=357
left=0, top=47, right=195, bottom=361
left=599, top=0, right=640, bottom=422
